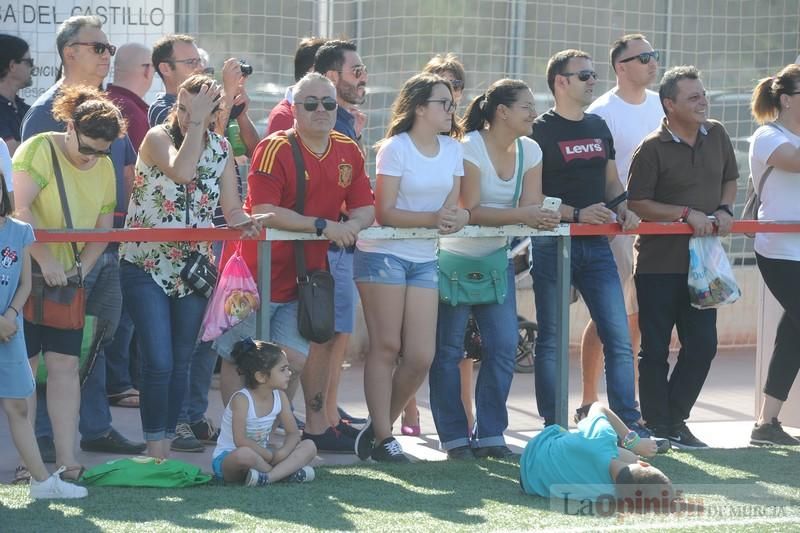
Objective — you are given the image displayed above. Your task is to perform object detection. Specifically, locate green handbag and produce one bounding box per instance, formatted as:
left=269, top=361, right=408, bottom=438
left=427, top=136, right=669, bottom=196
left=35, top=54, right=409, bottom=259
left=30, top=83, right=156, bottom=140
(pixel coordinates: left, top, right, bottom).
left=437, top=138, right=524, bottom=306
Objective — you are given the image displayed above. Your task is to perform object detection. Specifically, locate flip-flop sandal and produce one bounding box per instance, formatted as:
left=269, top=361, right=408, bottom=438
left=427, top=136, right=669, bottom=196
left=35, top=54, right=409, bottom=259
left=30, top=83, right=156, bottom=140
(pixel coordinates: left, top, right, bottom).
left=58, top=465, right=86, bottom=482
left=12, top=465, right=31, bottom=485
left=573, top=404, right=592, bottom=424
left=109, top=389, right=140, bottom=408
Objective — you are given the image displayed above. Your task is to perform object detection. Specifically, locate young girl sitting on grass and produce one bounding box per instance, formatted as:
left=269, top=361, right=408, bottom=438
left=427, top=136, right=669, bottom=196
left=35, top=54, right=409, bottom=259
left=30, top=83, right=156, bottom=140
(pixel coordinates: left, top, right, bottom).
left=211, top=338, right=316, bottom=486
left=0, top=174, right=86, bottom=499
left=520, top=402, right=675, bottom=512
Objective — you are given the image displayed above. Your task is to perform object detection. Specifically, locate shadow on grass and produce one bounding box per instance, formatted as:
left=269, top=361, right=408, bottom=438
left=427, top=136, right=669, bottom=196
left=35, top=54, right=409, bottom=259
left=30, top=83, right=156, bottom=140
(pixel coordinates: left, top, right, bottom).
left=3, top=449, right=799, bottom=531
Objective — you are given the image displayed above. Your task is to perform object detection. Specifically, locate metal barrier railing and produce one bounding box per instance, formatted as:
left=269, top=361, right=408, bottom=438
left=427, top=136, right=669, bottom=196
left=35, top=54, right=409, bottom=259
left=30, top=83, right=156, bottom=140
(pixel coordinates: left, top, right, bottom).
left=32, top=220, right=800, bottom=427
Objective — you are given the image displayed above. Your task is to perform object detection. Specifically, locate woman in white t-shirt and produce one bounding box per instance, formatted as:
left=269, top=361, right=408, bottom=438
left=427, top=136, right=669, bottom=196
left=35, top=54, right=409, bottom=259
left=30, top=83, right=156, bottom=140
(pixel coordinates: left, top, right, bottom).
left=748, top=64, right=800, bottom=446
left=353, top=73, right=468, bottom=463
left=430, top=79, right=561, bottom=460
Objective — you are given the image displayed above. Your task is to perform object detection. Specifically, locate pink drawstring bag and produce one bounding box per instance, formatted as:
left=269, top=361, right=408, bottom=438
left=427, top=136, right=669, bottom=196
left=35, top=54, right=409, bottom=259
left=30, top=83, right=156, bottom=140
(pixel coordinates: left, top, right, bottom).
left=200, top=243, right=260, bottom=341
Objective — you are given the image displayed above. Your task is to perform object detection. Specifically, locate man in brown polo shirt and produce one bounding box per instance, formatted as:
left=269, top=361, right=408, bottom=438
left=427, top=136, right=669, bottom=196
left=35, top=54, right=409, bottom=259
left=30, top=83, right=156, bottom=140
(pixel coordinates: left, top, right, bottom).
left=628, top=65, right=738, bottom=449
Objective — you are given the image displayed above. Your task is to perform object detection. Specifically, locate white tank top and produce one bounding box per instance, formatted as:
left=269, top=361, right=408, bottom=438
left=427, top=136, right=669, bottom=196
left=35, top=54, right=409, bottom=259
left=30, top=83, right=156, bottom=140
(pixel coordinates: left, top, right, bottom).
left=212, top=388, right=281, bottom=459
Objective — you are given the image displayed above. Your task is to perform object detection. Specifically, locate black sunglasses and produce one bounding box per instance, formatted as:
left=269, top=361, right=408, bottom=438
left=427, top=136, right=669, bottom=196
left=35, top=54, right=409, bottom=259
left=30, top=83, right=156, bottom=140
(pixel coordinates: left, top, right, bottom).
left=619, top=51, right=660, bottom=65
left=69, top=41, right=117, bottom=56
left=450, top=79, right=464, bottom=90
left=17, top=57, right=34, bottom=68
left=75, top=131, right=112, bottom=157
left=427, top=98, right=456, bottom=113
left=301, top=96, right=337, bottom=112
left=561, top=70, right=598, bottom=82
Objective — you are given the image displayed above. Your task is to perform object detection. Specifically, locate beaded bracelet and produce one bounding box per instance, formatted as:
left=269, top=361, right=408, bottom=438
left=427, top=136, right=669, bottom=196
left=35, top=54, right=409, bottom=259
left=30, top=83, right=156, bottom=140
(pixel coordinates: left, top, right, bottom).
left=622, top=430, right=640, bottom=450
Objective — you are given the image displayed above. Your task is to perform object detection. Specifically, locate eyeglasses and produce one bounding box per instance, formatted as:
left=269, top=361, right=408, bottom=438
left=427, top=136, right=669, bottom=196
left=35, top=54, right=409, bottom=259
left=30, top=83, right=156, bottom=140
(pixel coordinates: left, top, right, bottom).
left=171, top=57, right=203, bottom=68
left=427, top=98, right=456, bottom=113
left=75, top=131, right=112, bottom=157
left=301, top=96, right=337, bottom=112
left=68, top=41, right=116, bottom=56
left=619, top=50, right=660, bottom=65
left=17, top=57, right=34, bottom=68
left=450, top=79, right=464, bottom=91
left=561, top=70, right=598, bottom=82
left=339, top=64, right=367, bottom=79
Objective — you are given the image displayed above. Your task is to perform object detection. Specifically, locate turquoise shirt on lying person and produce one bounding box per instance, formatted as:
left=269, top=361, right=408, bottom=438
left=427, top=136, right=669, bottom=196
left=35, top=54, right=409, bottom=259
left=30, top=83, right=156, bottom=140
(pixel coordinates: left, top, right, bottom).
left=520, top=413, right=619, bottom=502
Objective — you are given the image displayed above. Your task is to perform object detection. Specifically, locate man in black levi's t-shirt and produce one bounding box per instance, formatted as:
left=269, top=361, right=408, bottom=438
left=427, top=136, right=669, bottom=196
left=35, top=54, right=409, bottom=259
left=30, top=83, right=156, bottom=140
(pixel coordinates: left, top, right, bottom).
left=522, top=50, right=661, bottom=447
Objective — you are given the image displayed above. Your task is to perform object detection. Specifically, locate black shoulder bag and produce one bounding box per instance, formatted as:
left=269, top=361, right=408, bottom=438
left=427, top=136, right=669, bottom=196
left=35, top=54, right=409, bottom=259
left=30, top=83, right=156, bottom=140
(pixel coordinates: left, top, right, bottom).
left=287, top=130, right=335, bottom=344
left=179, top=183, right=218, bottom=299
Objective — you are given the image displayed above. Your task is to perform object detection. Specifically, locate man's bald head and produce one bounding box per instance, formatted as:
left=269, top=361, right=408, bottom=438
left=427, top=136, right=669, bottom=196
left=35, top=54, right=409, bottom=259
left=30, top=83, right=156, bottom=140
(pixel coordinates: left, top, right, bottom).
left=112, top=42, right=154, bottom=97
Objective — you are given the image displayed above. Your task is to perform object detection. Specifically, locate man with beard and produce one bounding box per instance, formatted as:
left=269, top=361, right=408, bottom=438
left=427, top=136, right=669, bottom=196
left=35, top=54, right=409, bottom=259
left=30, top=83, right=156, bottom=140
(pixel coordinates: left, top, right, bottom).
left=0, top=35, right=33, bottom=157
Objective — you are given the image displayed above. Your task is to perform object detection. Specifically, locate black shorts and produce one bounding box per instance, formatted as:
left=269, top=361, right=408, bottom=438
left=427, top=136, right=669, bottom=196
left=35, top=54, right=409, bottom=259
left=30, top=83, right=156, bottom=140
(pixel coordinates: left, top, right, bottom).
left=24, top=320, right=83, bottom=358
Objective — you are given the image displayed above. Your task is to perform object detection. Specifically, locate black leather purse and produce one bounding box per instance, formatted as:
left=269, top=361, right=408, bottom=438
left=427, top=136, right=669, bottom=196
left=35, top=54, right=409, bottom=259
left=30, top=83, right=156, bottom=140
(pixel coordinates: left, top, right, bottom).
left=179, top=185, right=218, bottom=299
left=287, top=130, right=335, bottom=344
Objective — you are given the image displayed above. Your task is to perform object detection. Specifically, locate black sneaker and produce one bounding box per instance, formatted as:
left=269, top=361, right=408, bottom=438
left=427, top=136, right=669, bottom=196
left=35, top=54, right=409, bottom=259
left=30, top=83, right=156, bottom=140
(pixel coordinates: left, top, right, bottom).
left=81, top=428, right=147, bottom=455
left=37, top=436, right=56, bottom=464
left=371, top=436, right=410, bottom=463
left=338, top=406, right=367, bottom=426
left=473, top=445, right=516, bottom=459
left=751, top=418, right=800, bottom=446
left=446, top=445, right=475, bottom=460
left=335, top=420, right=360, bottom=439
left=170, top=423, right=205, bottom=453
left=354, top=418, right=375, bottom=460
left=190, top=417, right=219, bottom=444
left=302, top=426, right=355, bottom=454
left=668, top=423, right=708, bottom=449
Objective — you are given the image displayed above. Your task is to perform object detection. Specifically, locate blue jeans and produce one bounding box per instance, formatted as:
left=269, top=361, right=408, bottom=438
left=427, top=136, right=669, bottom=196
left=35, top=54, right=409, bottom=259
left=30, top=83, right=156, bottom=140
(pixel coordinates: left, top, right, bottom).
left=177, top=340, right=217, bottom=425
left=531, top=236, right=639, bottom=426
left=120, top=261, right=208, bottom=441
left=105, top=305, right=135, bottom=395
left=35, top=250, right=122, bottom=441
left=429, top=261, right=517, bottom=450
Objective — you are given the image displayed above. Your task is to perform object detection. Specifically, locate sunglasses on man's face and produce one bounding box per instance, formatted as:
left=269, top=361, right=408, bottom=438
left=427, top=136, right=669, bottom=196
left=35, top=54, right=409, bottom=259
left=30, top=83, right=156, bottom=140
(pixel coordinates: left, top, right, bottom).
left=75, top=131, right=112, bottom=157
left=301, top=96, right=337, bottom=112
left=619, top=50, right=660, bottom=65
left=561, top=70, right=598, bottom=82
left=69, top=41, right=116, bottom=56
left=18, top=57, right=34, bottom=68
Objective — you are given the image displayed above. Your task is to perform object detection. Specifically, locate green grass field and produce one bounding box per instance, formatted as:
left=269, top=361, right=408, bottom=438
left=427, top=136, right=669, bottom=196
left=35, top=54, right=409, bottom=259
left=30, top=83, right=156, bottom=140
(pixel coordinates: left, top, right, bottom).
left=1, top=448, right=799, bottom=532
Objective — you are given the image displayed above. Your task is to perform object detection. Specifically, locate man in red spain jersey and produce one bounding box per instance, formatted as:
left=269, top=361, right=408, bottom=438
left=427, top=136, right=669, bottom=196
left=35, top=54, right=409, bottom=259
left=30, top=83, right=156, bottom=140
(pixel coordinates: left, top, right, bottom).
left=215, top=72, right=374, bottom=453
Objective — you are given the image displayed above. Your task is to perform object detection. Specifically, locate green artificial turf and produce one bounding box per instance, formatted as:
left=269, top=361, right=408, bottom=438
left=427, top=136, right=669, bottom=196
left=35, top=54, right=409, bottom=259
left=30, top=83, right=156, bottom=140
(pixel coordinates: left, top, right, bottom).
left=1, top=448, right=799, bottom=532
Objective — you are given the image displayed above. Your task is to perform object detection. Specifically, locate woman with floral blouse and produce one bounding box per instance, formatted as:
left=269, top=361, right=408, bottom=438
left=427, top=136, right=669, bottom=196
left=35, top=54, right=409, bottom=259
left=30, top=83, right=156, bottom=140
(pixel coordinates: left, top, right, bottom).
left=120, top=74, right=260, bottom=458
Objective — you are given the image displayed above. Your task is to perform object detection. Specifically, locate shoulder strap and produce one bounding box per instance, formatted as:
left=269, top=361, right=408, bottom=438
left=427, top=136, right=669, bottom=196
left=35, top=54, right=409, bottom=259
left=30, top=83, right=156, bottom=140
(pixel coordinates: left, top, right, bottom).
left=286, top=130, right=308, bottom=279
left=512, top=138, right=524, bottom=207
left=46, top=136, right=82, bottom=281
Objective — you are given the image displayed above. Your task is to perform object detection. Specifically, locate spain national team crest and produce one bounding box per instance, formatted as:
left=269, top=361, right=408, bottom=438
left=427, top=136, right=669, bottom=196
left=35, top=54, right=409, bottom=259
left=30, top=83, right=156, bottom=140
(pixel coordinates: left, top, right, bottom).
left=338, top=162, right=353, bottom=188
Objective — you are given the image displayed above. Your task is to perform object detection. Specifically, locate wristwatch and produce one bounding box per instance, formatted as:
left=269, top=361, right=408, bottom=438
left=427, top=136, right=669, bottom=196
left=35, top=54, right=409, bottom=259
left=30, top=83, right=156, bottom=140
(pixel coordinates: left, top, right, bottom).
left=314, top=217, right=327, bottom=237
left=716, top=204, right=734, bottom=217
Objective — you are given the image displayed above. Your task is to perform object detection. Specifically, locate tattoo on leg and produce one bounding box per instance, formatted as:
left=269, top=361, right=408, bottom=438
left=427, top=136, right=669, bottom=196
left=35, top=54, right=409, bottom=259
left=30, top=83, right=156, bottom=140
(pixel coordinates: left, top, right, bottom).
left=310, top=393, right=324, bottom=412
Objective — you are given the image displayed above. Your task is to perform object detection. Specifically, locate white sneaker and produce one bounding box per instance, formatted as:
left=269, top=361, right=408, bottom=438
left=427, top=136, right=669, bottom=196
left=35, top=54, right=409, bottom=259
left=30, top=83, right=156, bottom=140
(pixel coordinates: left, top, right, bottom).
left=29, top=467, right=88, bottom=499
left=244, top=468, right=270, bottom=487
left=285, top=466, right=315, bottom=483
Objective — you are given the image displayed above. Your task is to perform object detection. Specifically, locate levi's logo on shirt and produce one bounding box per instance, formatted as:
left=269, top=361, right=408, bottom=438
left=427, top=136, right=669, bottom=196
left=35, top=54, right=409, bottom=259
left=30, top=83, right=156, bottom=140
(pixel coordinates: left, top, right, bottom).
left=557, top=138, right=606, bottom=162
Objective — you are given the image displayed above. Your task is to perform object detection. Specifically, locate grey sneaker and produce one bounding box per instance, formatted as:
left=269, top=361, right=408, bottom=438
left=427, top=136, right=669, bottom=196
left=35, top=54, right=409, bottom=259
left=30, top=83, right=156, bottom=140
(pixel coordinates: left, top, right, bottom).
left=244, top=468, right=270, bottom=487
left=30, top=467, right=88, bottom=499
left=171, top=423, right=204, bottom=452
left=751, top=418, right=800, bottom=446
left=284, top=466, right=315, bottom=483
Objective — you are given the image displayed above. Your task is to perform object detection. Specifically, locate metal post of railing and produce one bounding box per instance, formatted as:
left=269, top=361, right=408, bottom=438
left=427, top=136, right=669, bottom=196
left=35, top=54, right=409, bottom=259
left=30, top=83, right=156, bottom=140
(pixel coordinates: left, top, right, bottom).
left=554, top=234, right=571, bottom=428
left=255, top=239, right=271, bottom=340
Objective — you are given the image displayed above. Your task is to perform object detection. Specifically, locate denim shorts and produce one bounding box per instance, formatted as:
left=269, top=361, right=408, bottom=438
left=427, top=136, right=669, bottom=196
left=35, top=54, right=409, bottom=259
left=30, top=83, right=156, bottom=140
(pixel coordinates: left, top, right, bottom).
left=212, top=450, right=231, bottom=480
left=213, top=301, right=309, bottom=361
left=353, top=249, right=438, bottom=289
left=328, top=246, right=356, bottom=334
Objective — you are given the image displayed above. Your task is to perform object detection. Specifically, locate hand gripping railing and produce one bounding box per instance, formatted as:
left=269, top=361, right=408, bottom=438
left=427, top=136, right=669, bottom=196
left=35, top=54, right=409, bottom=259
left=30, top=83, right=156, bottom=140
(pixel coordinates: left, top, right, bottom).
left=32, top=220, right=800, bottom=427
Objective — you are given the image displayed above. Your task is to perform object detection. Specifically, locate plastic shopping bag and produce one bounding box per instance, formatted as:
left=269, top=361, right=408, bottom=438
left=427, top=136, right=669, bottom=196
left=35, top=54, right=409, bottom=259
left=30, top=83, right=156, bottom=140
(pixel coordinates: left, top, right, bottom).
left=687, top=236, right=741, bottom=309
left=200, top=243, right=260, bottom=341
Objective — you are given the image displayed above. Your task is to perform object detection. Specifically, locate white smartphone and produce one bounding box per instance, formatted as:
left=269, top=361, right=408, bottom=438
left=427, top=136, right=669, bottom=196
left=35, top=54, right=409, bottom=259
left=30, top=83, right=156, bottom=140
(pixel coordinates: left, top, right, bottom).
left=542, top=196, right=562, bottom=212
